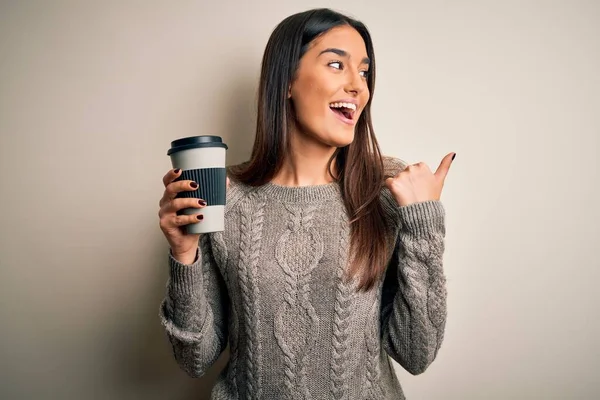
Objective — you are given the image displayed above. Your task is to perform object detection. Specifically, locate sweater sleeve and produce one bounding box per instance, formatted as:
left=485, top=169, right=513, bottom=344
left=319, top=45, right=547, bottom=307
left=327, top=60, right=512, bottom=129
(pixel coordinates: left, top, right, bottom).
left=159, top=233, right=229, bottom=378
left=380, top=199, right=447, bottom=375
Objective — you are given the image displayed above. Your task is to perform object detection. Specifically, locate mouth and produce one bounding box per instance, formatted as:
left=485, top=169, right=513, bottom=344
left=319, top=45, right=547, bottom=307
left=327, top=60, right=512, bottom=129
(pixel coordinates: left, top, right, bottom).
left=329, top=102, right=357, bottom=125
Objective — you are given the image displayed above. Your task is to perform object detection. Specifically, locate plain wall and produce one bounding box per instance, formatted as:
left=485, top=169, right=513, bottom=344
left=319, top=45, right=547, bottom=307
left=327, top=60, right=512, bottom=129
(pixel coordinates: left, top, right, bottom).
left=1, top=1, right=598, bottom=399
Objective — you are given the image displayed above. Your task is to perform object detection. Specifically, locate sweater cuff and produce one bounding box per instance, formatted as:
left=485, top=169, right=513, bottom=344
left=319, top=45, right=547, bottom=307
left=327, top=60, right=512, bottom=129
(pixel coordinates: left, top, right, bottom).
left=168, top=248, right=204, bottom=297
left=397, top=200, right=446, bottom=237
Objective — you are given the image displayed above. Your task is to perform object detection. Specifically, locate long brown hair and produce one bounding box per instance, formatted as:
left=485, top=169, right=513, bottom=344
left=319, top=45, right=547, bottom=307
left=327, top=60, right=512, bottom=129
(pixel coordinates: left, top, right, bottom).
left=229, top=8, right=393, bottom=292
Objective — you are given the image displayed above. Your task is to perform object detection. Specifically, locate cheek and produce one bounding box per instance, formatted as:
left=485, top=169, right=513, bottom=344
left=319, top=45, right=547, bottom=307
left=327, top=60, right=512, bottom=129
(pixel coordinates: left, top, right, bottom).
left=294, top=84, right=328, bottom=121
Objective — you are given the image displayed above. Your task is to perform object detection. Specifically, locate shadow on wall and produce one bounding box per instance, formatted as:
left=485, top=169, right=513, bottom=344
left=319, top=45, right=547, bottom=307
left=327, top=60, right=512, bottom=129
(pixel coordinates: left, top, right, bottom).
left=107, top=72, right=257, bottom=399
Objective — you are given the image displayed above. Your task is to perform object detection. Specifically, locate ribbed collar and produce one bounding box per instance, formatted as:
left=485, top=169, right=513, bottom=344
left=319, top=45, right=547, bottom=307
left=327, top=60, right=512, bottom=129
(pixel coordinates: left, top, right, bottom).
left=256, top=181, right=342, bottom=203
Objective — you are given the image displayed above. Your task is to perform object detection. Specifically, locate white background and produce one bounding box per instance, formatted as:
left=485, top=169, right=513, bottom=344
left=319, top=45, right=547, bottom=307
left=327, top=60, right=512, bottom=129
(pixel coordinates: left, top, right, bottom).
left=1, top=1, right=598, bottom=398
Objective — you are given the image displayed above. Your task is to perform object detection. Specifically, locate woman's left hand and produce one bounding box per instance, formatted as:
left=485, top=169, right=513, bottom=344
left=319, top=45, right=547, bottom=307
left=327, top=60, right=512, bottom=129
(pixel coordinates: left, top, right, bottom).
left=385, top=152, right=456, bottom=207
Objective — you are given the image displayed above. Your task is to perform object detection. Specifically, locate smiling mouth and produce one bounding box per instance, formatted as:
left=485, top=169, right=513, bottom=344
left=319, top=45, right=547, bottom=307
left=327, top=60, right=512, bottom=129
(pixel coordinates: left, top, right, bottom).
left=329, top=102, right=356, bottom=121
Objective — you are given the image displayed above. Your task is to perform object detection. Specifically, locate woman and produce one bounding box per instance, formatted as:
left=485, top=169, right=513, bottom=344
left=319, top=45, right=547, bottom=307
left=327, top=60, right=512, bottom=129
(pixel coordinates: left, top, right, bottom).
left=158, top=8, right=454, bottom=399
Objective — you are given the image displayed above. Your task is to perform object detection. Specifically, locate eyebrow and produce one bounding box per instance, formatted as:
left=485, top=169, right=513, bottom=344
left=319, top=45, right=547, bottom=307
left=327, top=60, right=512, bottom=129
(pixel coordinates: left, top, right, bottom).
left=318, top=48, right=370, bottom=66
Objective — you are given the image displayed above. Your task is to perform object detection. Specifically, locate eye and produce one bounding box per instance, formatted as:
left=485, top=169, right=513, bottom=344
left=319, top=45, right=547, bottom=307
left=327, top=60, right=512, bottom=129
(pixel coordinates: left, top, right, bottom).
left=359, top=70, right=370, bottom=78
left=328, top=61, right=343, bottom=70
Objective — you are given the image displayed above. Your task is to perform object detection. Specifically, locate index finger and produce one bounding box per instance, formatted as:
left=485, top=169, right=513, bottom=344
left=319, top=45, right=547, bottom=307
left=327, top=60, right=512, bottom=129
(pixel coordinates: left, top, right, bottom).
left=163, top=168, right=181, bottom=187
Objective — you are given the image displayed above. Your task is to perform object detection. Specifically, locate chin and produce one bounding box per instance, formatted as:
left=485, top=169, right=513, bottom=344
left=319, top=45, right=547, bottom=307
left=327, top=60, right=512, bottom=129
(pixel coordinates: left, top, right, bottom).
left=330, top=130, right=355, bottom=147
left=306, top=126, right=355, bottom=148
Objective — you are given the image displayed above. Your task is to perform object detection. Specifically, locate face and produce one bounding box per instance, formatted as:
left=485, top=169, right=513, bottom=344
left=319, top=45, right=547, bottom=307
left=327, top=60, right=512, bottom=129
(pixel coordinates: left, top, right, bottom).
left=288, top=25, right=371, bottom=148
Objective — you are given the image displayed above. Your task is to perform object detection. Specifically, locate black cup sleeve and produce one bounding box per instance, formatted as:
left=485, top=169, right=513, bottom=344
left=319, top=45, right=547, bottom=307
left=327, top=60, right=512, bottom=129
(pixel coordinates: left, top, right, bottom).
left=174, top=167, right=227, bottom=207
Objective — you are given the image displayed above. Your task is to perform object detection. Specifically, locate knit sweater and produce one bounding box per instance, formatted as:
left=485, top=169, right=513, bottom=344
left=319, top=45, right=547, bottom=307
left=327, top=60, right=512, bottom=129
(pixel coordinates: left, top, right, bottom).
left=159, top=156, right=448, bottom=400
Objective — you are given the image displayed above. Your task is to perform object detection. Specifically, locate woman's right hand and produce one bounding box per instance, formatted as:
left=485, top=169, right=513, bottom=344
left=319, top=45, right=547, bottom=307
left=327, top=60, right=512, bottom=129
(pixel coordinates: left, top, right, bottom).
left=158, top=168, right=229, bottom=263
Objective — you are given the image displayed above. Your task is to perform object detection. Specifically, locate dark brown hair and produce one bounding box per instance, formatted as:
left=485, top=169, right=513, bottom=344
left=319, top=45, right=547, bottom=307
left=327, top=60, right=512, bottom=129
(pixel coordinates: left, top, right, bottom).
left=229, top=8, right=393, bottom=292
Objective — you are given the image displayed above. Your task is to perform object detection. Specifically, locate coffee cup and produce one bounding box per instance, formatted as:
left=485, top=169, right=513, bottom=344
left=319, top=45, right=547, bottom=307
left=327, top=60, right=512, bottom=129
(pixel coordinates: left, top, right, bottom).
left=167, top=135, right=228, bottom=234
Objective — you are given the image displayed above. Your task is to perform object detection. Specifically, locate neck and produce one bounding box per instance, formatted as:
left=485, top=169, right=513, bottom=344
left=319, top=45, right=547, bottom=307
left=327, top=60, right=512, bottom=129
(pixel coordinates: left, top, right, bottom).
left=271, top=129, right=339, bottom=187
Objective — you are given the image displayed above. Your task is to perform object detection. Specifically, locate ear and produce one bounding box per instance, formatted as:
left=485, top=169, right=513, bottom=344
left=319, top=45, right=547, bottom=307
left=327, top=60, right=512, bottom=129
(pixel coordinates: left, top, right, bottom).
left=287, top=84, right=292, bottom=99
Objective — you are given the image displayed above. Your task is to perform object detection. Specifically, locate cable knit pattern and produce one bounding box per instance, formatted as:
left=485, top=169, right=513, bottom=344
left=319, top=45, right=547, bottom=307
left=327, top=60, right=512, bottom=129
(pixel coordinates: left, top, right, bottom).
left=211, top=231, right=240, bottom=397
left=329, top=207, right=354, bottom=400
left=200, top=234, right=226, bottom=348
left=364, top=300, right=386, bottom=400
left=381, top=199, right=447, bottom=375
left=158, top=239, right=228, bottom=379
left=159, top=156, right=448, bottom=399
left=238, top=191, right=266, bottom=400
left=274, top=203, right=322, bottom=400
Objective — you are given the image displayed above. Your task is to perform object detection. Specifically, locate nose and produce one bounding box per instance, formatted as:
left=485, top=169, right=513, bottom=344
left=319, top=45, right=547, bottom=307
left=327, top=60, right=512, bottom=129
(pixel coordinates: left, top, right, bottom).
left=344, top=70, right=365, bottom=95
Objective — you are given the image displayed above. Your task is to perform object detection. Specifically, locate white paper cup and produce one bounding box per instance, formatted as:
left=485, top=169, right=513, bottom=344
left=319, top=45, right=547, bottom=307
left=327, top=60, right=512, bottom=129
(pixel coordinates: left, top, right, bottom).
left=167, top=135, right=228, bottom=234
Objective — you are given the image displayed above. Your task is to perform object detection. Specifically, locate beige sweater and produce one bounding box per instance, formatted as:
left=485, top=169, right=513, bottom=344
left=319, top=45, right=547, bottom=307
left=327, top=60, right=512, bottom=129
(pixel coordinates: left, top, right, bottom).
left=159, top=156, right=448, bottom=399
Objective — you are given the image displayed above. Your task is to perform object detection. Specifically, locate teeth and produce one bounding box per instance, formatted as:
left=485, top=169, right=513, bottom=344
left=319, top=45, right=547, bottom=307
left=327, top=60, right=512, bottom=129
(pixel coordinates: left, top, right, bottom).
left=329, top=102, right=357, bottom=111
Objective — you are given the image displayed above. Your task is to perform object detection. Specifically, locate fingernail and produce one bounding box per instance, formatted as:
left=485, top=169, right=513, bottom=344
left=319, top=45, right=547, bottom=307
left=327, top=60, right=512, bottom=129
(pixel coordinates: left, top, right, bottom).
left=198, top=199, right=206, bottom=206
left=452, top=153, right=456, bottom=161
left=174, top=168, right=180, bottom=174
left=197, top=214, right=204, bottom=220
left=190, top=182, right=198, bottom=189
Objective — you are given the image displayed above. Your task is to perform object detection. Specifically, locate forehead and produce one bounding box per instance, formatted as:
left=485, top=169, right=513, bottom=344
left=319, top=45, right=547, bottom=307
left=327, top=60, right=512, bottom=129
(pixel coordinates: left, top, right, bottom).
left=308, top=25, right=368, bottom=58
